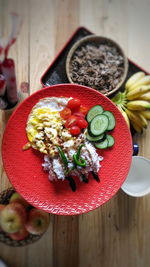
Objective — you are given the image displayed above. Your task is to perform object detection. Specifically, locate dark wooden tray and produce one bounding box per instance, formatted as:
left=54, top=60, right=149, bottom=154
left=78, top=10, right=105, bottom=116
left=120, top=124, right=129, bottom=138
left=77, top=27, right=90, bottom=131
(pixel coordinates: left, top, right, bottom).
left=41, top=26, right=149, bottom=94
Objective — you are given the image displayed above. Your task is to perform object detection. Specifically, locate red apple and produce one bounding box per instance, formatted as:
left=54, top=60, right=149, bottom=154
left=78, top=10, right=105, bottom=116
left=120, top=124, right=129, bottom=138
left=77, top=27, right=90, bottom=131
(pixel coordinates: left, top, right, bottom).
left=25, top=209, right=50, bottom=235
left=0, top=203, right=27, bottom=234
left=9, top=227, right=29, bottom=241
left=9, top=192, right=29, bottom=208
left=0, top=204, right=5, bottom=211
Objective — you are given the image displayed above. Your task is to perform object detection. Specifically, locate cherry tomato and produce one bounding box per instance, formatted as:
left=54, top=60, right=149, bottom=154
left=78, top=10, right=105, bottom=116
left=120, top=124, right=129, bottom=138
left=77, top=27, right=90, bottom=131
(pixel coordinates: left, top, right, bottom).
left=73, top=111, right=85, bottom=118
left=69, top=126, right=81, bottom=136
left=79, top=105, right=89, bottom=115
left=65, top=115, right=78, bottom=128
left=67, top=98, right=81, bottom=110
left=60, top=107, right=71, bottom=120
left=77, top=118, right=88, bottom=129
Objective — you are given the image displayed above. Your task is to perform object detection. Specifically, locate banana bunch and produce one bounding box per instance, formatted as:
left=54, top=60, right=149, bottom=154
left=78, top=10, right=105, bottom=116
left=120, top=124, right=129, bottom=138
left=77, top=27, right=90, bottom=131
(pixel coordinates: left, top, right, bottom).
left=111, top=72, right=150, bottom=133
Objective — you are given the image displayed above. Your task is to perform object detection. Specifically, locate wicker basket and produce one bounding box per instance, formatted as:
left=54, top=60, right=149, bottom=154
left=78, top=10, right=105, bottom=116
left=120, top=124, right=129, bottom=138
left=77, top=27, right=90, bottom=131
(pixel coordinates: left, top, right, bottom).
left=0, top=188, right=44, bottom=247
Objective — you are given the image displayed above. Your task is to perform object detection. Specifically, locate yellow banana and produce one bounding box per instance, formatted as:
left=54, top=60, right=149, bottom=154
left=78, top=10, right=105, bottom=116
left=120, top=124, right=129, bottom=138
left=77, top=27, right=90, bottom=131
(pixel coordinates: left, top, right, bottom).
left=126, top=85, right=150, bottom=100
left=139, top=110, right=150, bottom=120
left=138, top=113, right=148, bottom=128
left=131, top=120, right=143, bottom=134
left=127, top=100, right=150, bottom=111
left=129, top=75, right=150, bottom=91
left=125, top=109, right=143, bottom=128
left=138, top=91, right=150, bottom=101
left=125, top=72, right=145, bottom=91
left=118, top=107, right=130, bottom=127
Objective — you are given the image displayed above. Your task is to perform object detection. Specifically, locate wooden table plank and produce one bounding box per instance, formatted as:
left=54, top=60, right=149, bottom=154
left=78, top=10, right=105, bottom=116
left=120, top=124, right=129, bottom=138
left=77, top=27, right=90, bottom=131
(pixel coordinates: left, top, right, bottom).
left=29, top=0, right=56, bottom=93
left=55, top=0, right=79, bottom=53
left=53, top=215, right=79, bottom=267
left=128, top=0, right=150, bottom=71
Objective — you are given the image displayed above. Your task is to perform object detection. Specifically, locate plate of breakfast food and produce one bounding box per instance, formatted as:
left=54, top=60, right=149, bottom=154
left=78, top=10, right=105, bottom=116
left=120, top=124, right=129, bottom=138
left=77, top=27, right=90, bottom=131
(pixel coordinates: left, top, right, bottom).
left=2, top=84, right=132, bottom=215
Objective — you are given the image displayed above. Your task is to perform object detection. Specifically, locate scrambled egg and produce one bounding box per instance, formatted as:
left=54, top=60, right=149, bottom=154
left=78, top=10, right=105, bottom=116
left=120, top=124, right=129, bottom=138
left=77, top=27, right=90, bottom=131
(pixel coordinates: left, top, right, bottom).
left=25, top=97, right=74, bottom=157
left=26, top=107, right=63, bottom=143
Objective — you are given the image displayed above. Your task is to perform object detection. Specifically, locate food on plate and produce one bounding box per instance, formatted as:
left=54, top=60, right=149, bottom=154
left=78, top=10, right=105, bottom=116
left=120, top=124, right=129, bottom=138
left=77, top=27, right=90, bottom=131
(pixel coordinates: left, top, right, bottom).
left=0, top=191, right=50, bottom=240
left=24, top=96, right=116, bottom=191
left=25, top=208, right=50, bottom=235
left=0, top=203, right=27, bottom=234
left=68, top=42, right=125, bottom=94
left=86, top=105, right=116, bottom=149
left=112, top=72, right=150, bottom=133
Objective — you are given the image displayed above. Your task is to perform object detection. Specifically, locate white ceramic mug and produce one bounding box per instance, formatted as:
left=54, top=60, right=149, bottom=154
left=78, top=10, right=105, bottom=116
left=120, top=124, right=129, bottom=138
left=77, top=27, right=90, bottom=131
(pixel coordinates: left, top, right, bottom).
left=121, top=156, right=150, bottom=197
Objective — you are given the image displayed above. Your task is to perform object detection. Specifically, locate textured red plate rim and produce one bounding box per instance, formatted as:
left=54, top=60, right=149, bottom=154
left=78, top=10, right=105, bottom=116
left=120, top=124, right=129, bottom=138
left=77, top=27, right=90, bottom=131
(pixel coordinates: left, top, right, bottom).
left=2, top=84, right=132, bottom=215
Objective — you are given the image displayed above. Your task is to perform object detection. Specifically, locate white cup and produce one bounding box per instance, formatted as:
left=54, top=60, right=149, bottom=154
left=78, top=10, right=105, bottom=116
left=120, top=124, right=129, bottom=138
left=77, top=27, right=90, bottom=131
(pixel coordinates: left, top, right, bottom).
left=121, top=156, right=150, bottom=197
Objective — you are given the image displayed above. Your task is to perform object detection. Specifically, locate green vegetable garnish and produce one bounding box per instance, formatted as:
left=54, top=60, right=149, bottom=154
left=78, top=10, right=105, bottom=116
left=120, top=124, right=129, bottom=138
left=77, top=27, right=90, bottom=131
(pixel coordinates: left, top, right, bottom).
left=73, top=154, right=86, bottom=167
left=76, top=144, right=84, bottom=159
left=73, top=144, right=86, bottom=167
left=57, top=146, right=68, bottom=168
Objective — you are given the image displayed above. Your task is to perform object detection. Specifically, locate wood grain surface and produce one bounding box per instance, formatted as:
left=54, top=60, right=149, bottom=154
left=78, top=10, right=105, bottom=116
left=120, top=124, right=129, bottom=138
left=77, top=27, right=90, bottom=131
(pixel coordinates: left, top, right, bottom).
left=0, top=0, right=150, bottom=266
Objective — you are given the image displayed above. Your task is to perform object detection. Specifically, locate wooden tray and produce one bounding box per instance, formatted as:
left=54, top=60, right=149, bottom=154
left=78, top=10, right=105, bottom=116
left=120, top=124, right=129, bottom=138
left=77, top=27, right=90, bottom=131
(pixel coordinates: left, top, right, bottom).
left=41, top=26, right=149, bottom=94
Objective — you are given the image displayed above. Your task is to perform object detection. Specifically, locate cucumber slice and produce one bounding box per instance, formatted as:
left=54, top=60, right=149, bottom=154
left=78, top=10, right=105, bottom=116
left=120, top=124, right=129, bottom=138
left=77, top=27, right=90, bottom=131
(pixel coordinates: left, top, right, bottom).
left=103, top=111, right=116, bottom=131
left=94, top=138, right=108, bottom=149
left=90, top=114, right=109, bottom=136
left=86, top=105, right=104, bottom=122
left=106, top=134, right=115, bottom=147
left=86, top=131, right=105, bottom=142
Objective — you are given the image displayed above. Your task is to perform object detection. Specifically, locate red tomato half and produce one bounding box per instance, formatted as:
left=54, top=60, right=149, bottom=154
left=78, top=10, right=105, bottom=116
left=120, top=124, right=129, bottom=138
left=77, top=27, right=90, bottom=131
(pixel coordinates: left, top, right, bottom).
left=60, top=108, right=71, bottom=120
left=65, top=115, right=78, bottom=128
left=79, top=105, right=89, bottom=115
left=67, top=98, right=81, bottom=110
left=77, top=118, right=88, bottom=129
left=73, top=112, right=85, bottom=118
left=69, top=126, right=81, bottom=136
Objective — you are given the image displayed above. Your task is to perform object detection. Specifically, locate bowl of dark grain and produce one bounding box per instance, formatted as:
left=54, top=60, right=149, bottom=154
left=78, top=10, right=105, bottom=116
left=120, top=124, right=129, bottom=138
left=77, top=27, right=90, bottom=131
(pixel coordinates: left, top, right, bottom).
left=66, top=35, right=128, bottom=96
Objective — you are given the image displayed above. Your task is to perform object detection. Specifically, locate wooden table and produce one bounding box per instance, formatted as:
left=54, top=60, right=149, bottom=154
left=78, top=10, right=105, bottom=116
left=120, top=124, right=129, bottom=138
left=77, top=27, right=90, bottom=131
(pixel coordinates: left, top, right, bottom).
left=0, top=0, right=150, bottom=266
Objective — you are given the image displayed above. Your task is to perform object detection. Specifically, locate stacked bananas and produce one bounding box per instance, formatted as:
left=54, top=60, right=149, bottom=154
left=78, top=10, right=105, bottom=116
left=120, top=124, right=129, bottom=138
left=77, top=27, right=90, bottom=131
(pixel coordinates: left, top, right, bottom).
left=111, top=72, right=150, bottom=133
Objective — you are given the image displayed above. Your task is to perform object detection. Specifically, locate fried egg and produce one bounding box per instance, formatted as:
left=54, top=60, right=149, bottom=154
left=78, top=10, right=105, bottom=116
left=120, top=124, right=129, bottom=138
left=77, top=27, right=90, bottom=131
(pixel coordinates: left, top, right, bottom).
left=26, top=97, right=71, bottom=155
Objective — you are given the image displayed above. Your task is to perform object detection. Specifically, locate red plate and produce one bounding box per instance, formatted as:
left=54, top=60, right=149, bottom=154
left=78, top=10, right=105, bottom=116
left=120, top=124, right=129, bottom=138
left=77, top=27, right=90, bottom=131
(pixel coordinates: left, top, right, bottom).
left=2, top=84, right=132, bottom=215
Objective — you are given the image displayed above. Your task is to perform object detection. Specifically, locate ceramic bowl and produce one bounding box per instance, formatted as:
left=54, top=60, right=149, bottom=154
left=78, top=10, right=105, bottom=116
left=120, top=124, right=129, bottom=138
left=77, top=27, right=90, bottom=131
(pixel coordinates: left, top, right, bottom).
left=66, top=35, right=128, bottom=96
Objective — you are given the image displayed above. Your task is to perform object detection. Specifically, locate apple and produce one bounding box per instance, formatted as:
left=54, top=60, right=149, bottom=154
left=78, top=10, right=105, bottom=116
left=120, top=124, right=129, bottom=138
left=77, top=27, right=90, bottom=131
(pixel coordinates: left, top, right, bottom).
left=0, top=204, right=5, bottom=212
left=9, top=227, right=29, bottom=241
left=9, top=192, right=29, bottom=208
left=25, top=208, right=50, bottom=235
left=0, top=203, right=27, bottom=234
left=0, top=204, right=5, bottom=231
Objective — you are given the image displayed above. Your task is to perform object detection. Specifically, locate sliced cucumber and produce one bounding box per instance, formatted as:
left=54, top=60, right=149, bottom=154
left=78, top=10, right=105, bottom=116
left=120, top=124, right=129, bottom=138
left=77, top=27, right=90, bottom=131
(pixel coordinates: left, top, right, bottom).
left=94, top=135, right=114, bottom=149
left=106, top=134, right=115, bottom=147
left=89, top=114, right=109, bottom=136
left=103, top=111, right=116, bottom=131
left=86, top=105, right=104, bottom=122
left=94, top=138, right=108, bottom=149
left=86, top=131, right=105, bottom=142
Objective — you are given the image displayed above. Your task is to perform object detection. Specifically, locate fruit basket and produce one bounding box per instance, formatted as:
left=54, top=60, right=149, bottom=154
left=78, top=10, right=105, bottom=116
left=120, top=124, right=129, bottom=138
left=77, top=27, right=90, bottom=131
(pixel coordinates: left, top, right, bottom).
left=0, top=188, right=44, bottom=247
